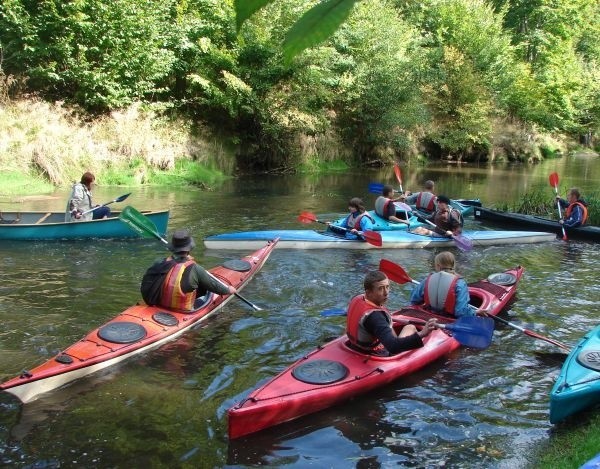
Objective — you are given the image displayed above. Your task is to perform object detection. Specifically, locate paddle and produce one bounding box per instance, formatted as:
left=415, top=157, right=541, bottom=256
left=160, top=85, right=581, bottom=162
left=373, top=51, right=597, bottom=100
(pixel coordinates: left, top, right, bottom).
left=81, top=193, right=132, bottom=216
left=393, top=316, right=495, bottom=349
left=491, top=314, right=571, bottom=351
left=119, top=205, right=263, bottom=311
left=393, top=163, right=404, bottom=193
left=549, top=172, right=568, bottom=241
left=368, top=182, right=386, bottom=195
left=297, top=211, right=383, bottom=247
left=379, top=258, right=420, bottom=285
left=416, top=216, right=473, bottom=252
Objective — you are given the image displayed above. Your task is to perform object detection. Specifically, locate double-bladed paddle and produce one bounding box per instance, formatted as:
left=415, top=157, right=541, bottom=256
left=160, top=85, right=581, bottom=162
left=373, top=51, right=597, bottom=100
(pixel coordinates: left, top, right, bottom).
left=297, top=211, right=383, bottom=247
left=81, top=193, right=132, bottom=216
left=549, top=172, right=568, bottom=241
left=119, top=205, right=263, bottom=311
left=379, top=258, right=419, bottom=285
left=415, top=215, right=473, bottom=252
left=490, top=314, right=571, bottom=351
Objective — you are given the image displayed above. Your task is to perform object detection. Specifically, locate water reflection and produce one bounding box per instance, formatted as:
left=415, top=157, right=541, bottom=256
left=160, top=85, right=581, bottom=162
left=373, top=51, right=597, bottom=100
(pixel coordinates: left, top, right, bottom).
left=1, top=158, right=600, bottom=467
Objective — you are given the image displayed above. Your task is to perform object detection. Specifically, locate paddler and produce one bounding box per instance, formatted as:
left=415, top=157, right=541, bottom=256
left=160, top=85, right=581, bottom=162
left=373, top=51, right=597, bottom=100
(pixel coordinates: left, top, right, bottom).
left=327, top=197, right=375, bottom=240
left=398, top=179, right=436, bottom=214
left=374, top=185, right=410, bottom=226
left=346, top=270, right=438, bottom=356
left=65, top=171, right=110, bottom=221
left=410, top=251, right=488, bottom=318
left=556, top=187, right=588, bottom=228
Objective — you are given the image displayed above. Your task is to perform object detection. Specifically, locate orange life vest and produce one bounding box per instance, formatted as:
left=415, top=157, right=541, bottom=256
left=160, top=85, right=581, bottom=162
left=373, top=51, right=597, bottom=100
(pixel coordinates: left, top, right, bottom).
left=424, top=271, right=459, bottom=315
left=416, top=192, right=436, bottom=212
left=347, top=212, right=375, bottom=230
left=346, top=294, right=392, bottom=350
left=374, top=196, right=395, bottom=219
left=565, top=201, right=588, bottom=225
left=160, top=258, right=197, bottom=312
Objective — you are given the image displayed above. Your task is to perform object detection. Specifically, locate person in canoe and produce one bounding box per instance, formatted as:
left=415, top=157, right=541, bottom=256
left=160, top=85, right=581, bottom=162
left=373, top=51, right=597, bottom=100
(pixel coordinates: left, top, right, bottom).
left=328, top=197, right=375, bottom=240
left=346, top=270, right=438, bottom=355
left=399, top=180, right=436, bottom=214
left=556, top=188, right=589, bottom=228
left=374, top=185, right=411, bottom=226
left=410, top=195, right=463, bottom=237
left=410, top=251, right=487, bottom=318
left=142, top=229, right=237, bottom=312
left=65, top=172, right=110, bottom=222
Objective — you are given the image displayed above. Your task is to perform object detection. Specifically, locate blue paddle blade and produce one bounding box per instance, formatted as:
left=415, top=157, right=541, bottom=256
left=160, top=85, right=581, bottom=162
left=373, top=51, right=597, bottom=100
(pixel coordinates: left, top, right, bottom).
left=321, top=308, right=347, bottom=317
left=368, top=183, right=385, bottom=194
left=444, top=316, right=495, bottom=349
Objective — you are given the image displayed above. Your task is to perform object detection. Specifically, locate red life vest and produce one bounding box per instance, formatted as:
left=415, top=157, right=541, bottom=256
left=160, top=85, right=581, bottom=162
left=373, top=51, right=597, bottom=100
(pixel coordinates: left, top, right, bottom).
left=416, top=192, right=436, bottom=212
left=565, top=201, right=588, bottom=225
left=424, top=271, right=459, bottom=315
left=374, top=196, right=394, bottom=219
left=160, top=258, right=197, bottom=312
left=346, top=294, right=392, bottom=350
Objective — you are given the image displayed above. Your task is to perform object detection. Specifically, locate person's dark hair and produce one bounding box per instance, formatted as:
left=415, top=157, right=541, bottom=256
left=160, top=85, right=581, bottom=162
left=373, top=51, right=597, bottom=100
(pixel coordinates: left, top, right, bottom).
left=436, top=195, right=451, bottom=205
left=349, top=197, right=365, bottom=212
left=364, top=270, right=387, bottom=291
left=424, top=180, right=435, bottom=190
left=80, top=172, right=95, bottom=187
left=568, top=188, right=581, bottom=199
left=382, top=185, right=394, bottom=197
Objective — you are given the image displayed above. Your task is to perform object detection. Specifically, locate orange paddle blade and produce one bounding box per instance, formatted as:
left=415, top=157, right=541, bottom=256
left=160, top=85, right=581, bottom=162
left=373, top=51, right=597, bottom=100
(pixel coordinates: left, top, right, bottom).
left=549, top=172, right=559, bottom=188
left=297, top=211, right=318, bottom=224
left=379, top=259, right=417, bottom=284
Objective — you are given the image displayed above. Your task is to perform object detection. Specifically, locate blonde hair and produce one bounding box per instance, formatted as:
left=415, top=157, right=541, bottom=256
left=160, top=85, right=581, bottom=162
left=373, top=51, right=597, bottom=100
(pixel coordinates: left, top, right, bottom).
left=434, top=251, right=455, bottom=271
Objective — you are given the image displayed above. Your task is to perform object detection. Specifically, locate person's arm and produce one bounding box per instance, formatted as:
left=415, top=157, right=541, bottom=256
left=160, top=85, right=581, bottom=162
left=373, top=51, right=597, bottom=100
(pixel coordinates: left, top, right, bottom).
left=454, top=279, right=475, bottom=317
left=409, top=280, right=426, bottom=305
left=363, top=311, right=423, bottom=354
left=404, top=193, right=417, bottom=204
left=556, top=197, right=568, bottom=210
left=190, top=264, right=232, bottom=295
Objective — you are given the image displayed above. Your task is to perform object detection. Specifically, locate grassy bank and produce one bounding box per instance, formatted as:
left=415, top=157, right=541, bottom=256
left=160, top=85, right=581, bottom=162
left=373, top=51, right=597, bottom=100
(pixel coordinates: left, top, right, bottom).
left=0, top=99, right=234, bottom=194
left=530, top=413, right=600, bottom=468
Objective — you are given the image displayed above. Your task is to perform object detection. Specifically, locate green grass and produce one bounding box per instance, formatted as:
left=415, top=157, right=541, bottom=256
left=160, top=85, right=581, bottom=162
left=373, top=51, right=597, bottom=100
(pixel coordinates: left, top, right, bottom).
left=530, top=413, right=600, bottom=468
left=0, top=170, right=55, bottom=196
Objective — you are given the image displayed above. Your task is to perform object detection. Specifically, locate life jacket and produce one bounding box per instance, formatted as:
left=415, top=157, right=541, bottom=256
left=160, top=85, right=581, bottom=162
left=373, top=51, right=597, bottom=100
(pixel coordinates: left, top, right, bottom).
left=140, top=258, right=177, bottom=305
left=433, top=208, right=464, bottom=231
left=374, top=196, right=395, bottom=219
left=424, top=271, right=459, bottom=315
left=565, top=201, right=588, bottom=225
left=346, top=294, right=392, bottom=350
left=416, top=192, right=436, bottom=212
left=347, top=212, right=375, bottom=230
left=160, top=258, right=197, bottom=312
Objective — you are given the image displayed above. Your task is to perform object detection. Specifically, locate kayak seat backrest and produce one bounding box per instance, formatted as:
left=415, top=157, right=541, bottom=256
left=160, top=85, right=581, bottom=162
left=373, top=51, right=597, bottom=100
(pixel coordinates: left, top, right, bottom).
left=191, top=292, right=214, bottom=312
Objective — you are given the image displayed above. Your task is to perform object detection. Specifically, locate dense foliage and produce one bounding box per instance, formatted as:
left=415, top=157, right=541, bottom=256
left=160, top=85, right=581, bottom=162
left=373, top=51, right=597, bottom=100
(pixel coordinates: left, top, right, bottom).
left=1, top=0, right=598, bottom=169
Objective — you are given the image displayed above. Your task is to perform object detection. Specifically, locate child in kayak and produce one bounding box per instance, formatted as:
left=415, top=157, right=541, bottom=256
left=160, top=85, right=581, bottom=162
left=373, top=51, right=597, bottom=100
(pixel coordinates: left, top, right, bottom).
left=346, top=270, right=438, bottom=355
left=328, top=197, right=375, bottom=240
left=410, top=251, right=487, bottom=318
left=556, top=188, right=589, bottom=228
left=374, top=185, right=411, bottom=226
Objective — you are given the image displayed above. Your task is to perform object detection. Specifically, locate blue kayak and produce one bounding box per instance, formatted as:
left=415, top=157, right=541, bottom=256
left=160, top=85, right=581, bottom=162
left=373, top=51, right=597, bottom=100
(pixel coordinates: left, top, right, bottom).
left=550, top=324, right=600, bottom=424
left=204, top=228, right=555, bottom=250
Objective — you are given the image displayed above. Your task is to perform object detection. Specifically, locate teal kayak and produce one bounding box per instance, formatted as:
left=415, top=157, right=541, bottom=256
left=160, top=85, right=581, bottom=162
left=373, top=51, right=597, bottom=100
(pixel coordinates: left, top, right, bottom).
left=0, top=210, right=169, bottom=240
left=550, top=324, right=600, bottom=424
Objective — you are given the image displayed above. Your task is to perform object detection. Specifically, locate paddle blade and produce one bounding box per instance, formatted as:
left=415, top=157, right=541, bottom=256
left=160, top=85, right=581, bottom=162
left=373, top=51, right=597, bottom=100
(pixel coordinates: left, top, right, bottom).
left=119, top=206, right=167, bottom=243
left=363, top=230, right=382, bottom=247
left=114, top=192, right=132, bottom=203
left=444, top=316, right=495, bottom=349
left=368, top=183, right=384, bottom=194
left=453, top=234, right=473, bottom=252
left=394, top=164, right=402, bottom=185
left=549, top=172, right=559, bottom=188
left=297, top=211, right=318, bottom=224
left=320, top=308, right=347, bottom=317
left=523, top=329, right=571, bottom=351
left=379, top=259, right=417, bottom=285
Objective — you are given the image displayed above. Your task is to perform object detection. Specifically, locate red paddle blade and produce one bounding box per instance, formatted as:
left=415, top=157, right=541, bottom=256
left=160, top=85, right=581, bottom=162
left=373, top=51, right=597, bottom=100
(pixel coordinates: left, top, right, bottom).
left=394, top=164, right=402, bottom=185
left=297, top=211, right=317, bottom=224
left=379, top=259, right=414, bottom=284
left=549, top=172, right=559, bottom=188
left=364, top=230, right=382, bottom=247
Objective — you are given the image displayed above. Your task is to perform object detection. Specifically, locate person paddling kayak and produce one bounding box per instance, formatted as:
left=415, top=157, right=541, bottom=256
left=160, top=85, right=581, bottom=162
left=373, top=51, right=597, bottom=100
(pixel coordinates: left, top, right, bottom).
left=410, top=251, right=488, bottom=318
left=327, top=197, right=375, bottom=240
left=65, top=172, right=110, bottom=222
left=374, top=185, right=410, bottom=226
left=142, top=229, right=237, bottom=312
left=556, top=187, right=589, bottom=228
left=346, top=270, right=437, bottom=356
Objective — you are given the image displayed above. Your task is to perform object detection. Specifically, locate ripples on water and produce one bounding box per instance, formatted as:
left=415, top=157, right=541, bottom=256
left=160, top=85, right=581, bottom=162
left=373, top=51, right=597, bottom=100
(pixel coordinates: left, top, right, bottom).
left=1, top=163, right=599, bottom=467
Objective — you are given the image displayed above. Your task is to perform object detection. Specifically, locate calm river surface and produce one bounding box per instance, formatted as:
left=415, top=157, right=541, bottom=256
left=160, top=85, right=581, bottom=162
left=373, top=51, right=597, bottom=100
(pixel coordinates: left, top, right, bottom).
left=1, top=156, right=599, bottom=468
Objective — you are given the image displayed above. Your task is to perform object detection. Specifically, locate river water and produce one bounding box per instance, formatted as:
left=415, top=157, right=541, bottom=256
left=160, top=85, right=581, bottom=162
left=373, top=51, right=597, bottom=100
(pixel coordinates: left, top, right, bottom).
left=1, top=156, right=599, bottom=468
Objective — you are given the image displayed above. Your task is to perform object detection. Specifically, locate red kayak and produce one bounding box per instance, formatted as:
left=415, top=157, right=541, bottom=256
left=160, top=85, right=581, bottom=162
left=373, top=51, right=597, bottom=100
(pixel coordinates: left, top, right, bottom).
left=1, top=239, right=278, bottom=404
left=228, top=265, right=524, bottom=439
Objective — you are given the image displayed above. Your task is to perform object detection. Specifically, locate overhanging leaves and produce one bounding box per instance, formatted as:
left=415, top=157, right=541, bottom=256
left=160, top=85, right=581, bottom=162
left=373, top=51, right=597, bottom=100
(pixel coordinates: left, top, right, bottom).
left=235, top=0, right=274, bottom=32
left=283, top=0, right=358, bottom=64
